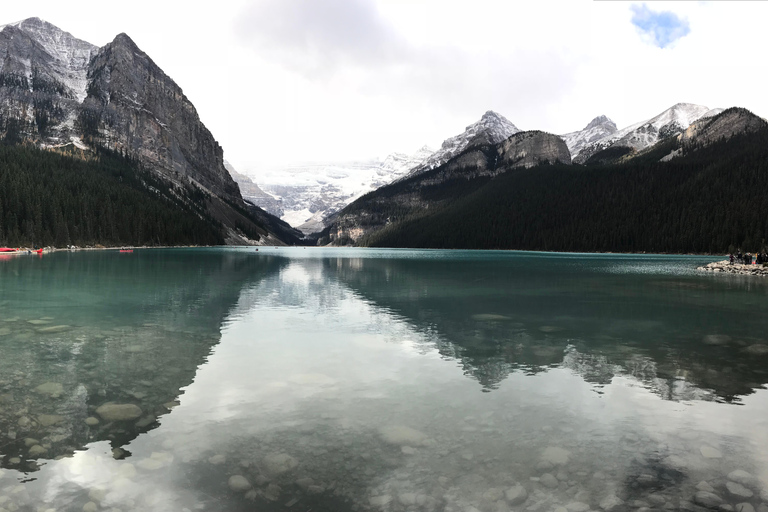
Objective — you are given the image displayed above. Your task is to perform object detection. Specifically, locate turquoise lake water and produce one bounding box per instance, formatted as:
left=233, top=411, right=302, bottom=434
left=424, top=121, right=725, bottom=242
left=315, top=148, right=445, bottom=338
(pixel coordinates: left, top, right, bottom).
left=0, top=248, right=767, bottom=512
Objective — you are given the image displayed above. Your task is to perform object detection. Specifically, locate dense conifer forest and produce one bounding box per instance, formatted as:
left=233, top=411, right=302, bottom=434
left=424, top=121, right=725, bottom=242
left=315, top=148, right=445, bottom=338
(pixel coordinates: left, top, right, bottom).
left=0, top=144, right=226, bottom=247
left=356, top=126, right=768, bottom=253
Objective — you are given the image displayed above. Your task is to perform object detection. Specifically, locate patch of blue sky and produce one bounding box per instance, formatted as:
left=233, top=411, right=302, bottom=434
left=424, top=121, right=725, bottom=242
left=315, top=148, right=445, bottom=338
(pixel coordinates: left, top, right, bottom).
left=630, top=4, right=691, bottom=49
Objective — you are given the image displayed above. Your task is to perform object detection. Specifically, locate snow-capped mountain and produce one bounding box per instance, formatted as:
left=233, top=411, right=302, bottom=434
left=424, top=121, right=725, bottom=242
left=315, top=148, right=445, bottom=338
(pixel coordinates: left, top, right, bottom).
left=405, top=111, right=520, bottom=178
left=248, top=146, right=434, bottom=234
left=560, top=115, right=617, bottom=159
left=573, top=103, right=723, bottom=164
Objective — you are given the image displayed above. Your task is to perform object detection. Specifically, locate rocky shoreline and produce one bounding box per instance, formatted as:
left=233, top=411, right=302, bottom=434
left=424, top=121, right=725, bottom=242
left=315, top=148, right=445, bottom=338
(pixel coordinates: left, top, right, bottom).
left=698, top=260, right=768, bottom=276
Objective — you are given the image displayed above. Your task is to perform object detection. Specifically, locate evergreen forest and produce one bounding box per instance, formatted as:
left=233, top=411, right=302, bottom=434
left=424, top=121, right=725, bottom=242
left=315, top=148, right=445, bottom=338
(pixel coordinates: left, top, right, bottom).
left=355, top=126, right=768, bottom=253
left=0, top=144, right=226, bottom=247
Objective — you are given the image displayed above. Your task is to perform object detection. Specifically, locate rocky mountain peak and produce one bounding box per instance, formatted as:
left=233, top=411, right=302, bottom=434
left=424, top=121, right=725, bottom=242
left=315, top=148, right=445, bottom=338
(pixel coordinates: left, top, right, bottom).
left=470, top=110, right=520, bottom=143
left=560, top=115, right=618, bottom=159
left=584, top=115, right=617, bottom=132
left=0, top=17, right=97, bottom=103
left=111, top=32, right=140, bottom=50
left=406, top=111, right=520, bottom=178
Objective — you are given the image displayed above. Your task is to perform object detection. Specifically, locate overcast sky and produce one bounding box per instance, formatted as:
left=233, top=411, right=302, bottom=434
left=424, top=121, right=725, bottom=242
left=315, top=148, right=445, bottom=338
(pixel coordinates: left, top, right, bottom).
left=3, top=1, right=768, bottom=174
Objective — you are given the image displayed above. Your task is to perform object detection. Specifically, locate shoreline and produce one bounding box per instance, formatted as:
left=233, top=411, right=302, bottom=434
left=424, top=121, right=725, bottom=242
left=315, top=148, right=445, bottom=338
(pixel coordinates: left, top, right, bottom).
left=697, top=260, right=768, bottom=276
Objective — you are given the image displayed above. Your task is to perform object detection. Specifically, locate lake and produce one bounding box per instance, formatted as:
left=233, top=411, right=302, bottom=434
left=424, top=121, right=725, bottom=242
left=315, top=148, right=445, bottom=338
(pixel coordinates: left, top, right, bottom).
left=1, top=248, right=767, bottom=512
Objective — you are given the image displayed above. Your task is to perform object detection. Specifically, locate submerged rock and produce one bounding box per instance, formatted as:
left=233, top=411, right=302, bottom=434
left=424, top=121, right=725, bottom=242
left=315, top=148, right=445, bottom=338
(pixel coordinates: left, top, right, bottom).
left=727, top=470, right=755, bottom=487
left=703, top=334, right=732, bottom=346
left=744, top=344, right=768, bottom=356
left=37, top=414, right=64, bottom=427
left=540, top=473, right=558, bottom=489
left=263, top=453, right=298, bottom=476
left=228, top=475, right=251, bottom=492
left=600, top=495, right=624, bottom=511
left=726, top=482, right=753, bottom=499
left=700, top=446, right=722, bottom=459
left=34, top=382, right=64, bottom=397
left=208, top=454, right=226, bottom=465
left=541, top=447, right=571, bottom=466
left=472, top=314, right=512, bottom=321
left=28, top=445, right=47, bottom=456
left=694, top=491, right=724, bottom=508
left=370, top=495, right=392, bottom=507
left=504, top=485, right=528, bottom=505
left=378, top=425, right=428, bottom=446
left=95, top=403, right=142, bottom=421
left=36, top=325, right=71, bottom=334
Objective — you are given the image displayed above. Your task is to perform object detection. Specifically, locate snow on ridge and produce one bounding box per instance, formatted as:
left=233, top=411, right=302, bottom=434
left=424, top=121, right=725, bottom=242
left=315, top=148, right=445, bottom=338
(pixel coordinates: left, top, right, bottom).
left=573, top=103, right=720, bottom=162
left=560, top=115, right=618, bottom=158
left=2, top=17, right=98, bottom=103
left=406, top=111, right=520, bottom=178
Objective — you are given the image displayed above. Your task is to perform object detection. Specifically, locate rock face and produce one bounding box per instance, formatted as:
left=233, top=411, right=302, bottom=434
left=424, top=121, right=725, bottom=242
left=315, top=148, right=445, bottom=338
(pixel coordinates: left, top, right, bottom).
left=681, top=108, right=768, bottom=148
left=225, top=161, right=283, bottom=217
left=80, top=33, right=239, bottom=202
left=497, top=131, right=571, bottom=170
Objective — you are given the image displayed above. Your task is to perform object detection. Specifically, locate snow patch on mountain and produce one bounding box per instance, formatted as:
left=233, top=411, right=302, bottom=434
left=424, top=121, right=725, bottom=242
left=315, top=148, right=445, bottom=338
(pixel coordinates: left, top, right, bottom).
left=246, top=146, right=434, bottom=234
left=560, top=115, right=618, bottom=159
left=405, top=111, right=520, bottom=178
left=574, top=103, right=719, bottom=163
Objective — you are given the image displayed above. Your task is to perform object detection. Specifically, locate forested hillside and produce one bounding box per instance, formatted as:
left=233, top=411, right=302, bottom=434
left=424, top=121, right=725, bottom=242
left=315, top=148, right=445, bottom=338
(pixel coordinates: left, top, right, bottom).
left=362, top=126, right=768, bottom=253
left=0, top=144, right=226, bottom=247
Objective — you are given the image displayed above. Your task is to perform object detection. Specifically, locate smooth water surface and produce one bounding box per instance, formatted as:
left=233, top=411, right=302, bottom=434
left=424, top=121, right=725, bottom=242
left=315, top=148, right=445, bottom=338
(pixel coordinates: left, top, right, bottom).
left=1, top=248, right=767, bottom=512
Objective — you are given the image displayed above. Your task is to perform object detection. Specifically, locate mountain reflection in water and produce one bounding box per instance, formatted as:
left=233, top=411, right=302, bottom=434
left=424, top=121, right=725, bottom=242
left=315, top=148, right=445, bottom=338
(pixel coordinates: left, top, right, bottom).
left=0, top=248, right=767, bottom=512
left=325, top=253, right=768, bottom=401
left=0, top=250, right=285, bottom=472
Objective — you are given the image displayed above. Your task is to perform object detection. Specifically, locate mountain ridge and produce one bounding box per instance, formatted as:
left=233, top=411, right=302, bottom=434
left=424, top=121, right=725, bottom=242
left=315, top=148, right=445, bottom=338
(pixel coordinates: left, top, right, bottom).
left=0, top=17, right=297, bottom=246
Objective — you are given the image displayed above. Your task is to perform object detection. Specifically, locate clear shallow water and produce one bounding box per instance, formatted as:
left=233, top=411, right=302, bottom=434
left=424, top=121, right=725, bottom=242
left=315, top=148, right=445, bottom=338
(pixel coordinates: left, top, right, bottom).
left=1, top=248, right=768, bottom=512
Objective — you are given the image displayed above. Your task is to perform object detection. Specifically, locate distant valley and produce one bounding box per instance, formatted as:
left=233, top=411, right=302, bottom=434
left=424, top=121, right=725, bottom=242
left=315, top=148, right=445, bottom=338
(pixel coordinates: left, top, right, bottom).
left=229, top=147, right=433, bottom=234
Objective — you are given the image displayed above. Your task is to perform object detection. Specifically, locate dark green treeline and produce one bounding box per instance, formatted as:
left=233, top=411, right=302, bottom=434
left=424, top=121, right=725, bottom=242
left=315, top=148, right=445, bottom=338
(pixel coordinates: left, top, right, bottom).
left=365, top=128, right=768, bottom=253
left=0, top=144, right=224, bottom=247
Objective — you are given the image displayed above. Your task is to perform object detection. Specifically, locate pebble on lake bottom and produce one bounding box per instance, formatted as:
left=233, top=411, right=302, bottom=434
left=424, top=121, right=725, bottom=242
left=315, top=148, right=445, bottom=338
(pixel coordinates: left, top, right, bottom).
left=228, top=475, right=252, bottom=493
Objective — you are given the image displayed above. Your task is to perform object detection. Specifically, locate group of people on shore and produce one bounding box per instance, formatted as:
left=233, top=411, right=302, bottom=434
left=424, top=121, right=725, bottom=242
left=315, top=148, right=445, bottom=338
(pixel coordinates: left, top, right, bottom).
left=730, top=251, right=768, bottom=265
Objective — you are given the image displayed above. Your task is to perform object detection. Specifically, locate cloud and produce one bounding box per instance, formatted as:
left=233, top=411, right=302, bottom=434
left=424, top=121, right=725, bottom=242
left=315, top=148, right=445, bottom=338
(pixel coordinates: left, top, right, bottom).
left=630, top=4, right=690, bottom=48
left=236, top=0, right=406, bottom=77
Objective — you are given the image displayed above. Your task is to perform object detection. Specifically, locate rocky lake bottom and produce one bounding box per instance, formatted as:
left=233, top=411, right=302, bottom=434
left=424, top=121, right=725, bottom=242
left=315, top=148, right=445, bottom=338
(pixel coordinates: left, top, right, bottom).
left=0, top=248, right=767, bottom=512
